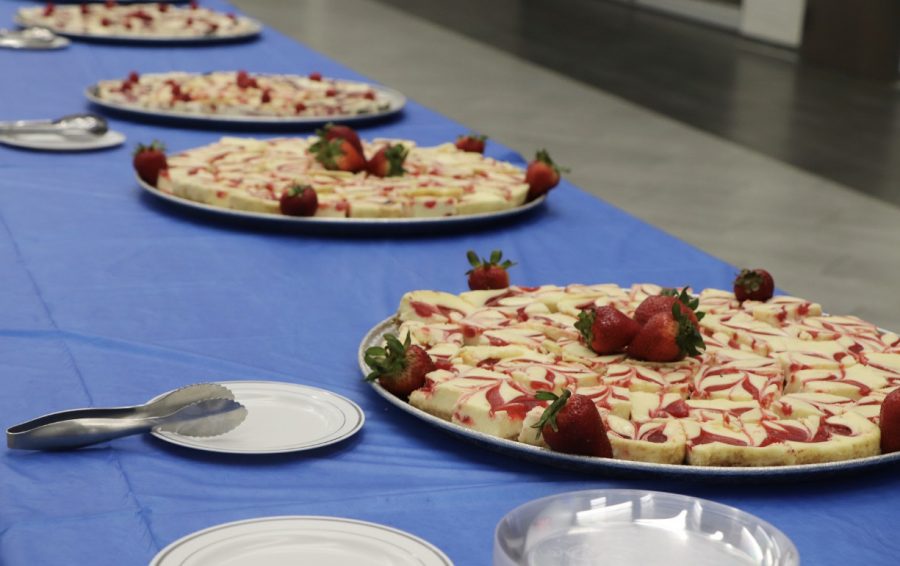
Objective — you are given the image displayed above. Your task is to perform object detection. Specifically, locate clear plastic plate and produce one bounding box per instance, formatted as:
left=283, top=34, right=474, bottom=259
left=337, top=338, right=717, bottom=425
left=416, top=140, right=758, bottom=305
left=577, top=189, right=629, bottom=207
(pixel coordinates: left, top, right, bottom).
left=494, top=489, right=799, bottom=566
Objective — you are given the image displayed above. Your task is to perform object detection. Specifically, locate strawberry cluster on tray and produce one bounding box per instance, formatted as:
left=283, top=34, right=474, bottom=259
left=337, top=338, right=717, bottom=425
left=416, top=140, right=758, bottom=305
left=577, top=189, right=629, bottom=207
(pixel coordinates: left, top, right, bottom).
left=18, top=2, right=258, bottom=39
left=133, top=126, right=564, bottom=219
left=365, top=260, right=900, bottom=467
left=93, top=71, right=391, bottom=118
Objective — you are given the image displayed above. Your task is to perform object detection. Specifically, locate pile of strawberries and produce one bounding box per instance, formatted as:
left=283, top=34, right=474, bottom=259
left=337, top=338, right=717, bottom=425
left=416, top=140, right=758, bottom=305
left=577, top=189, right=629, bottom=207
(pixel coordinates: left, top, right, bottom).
left=576, top=287, right=706, bottom=364
left=534, top=288, right=708, bottom=457
left=308, top=123, right=408, bottom=180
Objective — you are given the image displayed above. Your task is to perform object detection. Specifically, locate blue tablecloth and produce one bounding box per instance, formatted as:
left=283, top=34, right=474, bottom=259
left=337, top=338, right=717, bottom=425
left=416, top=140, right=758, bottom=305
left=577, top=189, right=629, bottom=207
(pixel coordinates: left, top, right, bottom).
left=1, top=1, right=898, bottom=564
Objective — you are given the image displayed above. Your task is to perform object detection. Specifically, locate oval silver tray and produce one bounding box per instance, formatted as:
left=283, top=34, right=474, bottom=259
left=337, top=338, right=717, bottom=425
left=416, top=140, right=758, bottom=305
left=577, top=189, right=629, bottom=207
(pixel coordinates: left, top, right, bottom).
left=137, top=177, right=546, bottom=232
left=15, top=13, right=261, bottom=44
left=86, top=79, right=406, bottom=126
left=358, top=316, right=900, bottom=480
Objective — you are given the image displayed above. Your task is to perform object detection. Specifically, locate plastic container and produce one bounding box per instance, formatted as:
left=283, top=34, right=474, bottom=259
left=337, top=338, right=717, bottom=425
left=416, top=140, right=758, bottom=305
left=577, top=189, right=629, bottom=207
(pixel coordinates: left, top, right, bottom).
left=494, top=489, right=799, bottom=566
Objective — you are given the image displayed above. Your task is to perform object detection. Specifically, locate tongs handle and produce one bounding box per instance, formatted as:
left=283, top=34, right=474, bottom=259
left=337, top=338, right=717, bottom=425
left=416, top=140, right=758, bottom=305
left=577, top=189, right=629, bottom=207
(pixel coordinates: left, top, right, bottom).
left=8, top=408, right=152, bottom=450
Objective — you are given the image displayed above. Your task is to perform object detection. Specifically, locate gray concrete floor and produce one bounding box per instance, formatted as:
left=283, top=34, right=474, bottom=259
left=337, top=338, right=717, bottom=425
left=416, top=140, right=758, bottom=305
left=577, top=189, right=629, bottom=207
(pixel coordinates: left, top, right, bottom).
left=233, top=0, right=900, bottom=331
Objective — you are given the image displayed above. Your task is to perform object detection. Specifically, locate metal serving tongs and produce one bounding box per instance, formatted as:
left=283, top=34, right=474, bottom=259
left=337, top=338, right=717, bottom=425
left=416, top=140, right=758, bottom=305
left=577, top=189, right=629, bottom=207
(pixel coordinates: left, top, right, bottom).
left=0, top=113, right=109, bottom=137
left=0, top=27, right=69, bottom=50
left=7, top=383, right=248, bottom=450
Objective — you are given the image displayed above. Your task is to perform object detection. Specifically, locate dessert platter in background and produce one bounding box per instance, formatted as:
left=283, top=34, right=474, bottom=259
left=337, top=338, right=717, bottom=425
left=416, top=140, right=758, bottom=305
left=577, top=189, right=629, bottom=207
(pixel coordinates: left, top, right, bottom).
left=360, top=262, right=900, bottom=479
left=131, top=128, right=562, bottom=231
left=15, top=2, right=261, bottom=43
left=87, top=71, right=406, bottom=126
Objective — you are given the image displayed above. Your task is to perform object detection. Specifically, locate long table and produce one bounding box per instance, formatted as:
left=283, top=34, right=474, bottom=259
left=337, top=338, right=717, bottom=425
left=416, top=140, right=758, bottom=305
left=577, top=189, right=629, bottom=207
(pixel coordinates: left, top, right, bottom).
left=1, top=1, right=898, bottom=564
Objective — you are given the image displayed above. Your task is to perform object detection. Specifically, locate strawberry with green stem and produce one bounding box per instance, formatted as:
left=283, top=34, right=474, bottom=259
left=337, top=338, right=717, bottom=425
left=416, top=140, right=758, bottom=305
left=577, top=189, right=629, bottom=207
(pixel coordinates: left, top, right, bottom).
left=133, top=141, right=167, bottom=187
left=734, top=269, right=775, bottom=302
left=364, top=334, right=436, bottom=400
left=879, top=388, right=900, bottom=453
left=455, top=134, right=487, bottom=154
left=315, top=123, right=364, bottom=155
left=466, top=249, right=515, bottom=290
left=634, top=287, right=704, bottom=328
left=236, top=70, right=258, bottom=89
left=628, top=303, right=706, bottom=363
left=309, top=126, right=366, bottom=173
left=279, top=184, right=318, bottom=217
left=367, top=144, right=409, bottom=178
left=533, top=389, right=612, bottom=457
left=525, top=149, right=567, bottom=201
left=575, top=306, right=641, bottom=355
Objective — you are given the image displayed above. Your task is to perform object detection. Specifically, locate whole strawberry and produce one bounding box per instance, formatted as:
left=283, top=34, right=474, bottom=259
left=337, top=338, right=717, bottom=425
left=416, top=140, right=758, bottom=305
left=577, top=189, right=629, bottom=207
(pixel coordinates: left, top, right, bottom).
left=634, top=287, right=703, bottom=328
left=525, top=149, right=566, bottom=201
left=628, top=304, right=706, bottom=362
left=309, top=138, right=366, bottom=173
left=133, top=141, right=167, bottom=187
left=367, top=144, right=409, bottom=178
left=466, top=250, right=515, bottom=291
left=533, top=389, right=612, bottom=457
left=879, top=388, right=900, bottom=453
left=279, top=184, right=318, bottom=216
left=364, top=334, right=436, bottom=400
left=575, top=306, right=640, bottom=355
left=733, top=269, right=775, bottom=302
left=316, top=123, right=364, bottom=156
left=455, top=134, right=487, bottom=154
left=236, top=70, right=258, bottom=89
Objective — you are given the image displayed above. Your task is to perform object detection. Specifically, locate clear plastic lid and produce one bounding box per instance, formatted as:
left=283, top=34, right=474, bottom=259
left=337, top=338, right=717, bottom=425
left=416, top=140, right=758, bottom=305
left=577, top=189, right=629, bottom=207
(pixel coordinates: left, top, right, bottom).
left=494, top=489, right=799, bottom=566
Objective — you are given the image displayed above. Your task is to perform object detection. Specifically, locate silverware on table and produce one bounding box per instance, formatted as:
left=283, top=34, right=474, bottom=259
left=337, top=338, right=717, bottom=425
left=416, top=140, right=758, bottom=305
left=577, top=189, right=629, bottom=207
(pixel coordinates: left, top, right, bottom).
left=0, top=113, right=109, bottom=137
left=7, top=383, right=248, bottom=450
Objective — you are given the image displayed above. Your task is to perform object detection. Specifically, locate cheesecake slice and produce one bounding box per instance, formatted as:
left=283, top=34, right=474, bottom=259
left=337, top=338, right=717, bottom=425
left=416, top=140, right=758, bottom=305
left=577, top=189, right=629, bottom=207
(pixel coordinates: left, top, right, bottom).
left=605, top=415, right=687, bottom=464
left=451, top=380, right=546, bottom=439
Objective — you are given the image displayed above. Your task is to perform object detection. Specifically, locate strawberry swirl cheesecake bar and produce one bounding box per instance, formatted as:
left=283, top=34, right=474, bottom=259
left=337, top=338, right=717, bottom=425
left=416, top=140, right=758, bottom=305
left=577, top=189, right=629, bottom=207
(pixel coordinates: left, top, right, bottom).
left=93, top=71, right=391, bottom=118
left=155, top=136, right=530, bottom=218
left=18, top=3, right=258, bottom=39
left=379, top=284, right=900, bottom=467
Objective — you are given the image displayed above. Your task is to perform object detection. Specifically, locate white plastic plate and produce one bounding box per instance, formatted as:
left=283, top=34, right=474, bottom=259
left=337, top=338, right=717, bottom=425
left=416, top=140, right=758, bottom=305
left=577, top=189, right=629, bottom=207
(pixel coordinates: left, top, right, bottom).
left=0, top=129, right=125, bottom=151
left=151, top=516, right=453, bottom=566
left=151, top=381, right=364, bottom=454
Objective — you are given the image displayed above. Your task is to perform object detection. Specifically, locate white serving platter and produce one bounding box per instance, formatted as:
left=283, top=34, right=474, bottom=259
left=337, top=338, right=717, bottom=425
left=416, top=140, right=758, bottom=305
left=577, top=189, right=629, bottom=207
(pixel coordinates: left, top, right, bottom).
left=359, top=316, right=900, bottom=480
left=137, top=176, right=546, bottom=232
left=151, top=381, right=364, bottom=454
left=86, top=79, right=406, bottom=126
left=14, top=12, right=261, bottom=44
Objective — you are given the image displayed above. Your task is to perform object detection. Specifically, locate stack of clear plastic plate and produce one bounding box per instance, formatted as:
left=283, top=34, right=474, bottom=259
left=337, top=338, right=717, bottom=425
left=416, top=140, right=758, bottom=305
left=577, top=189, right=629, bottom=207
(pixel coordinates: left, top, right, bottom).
left=494, top=489, right=799, bottom=565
